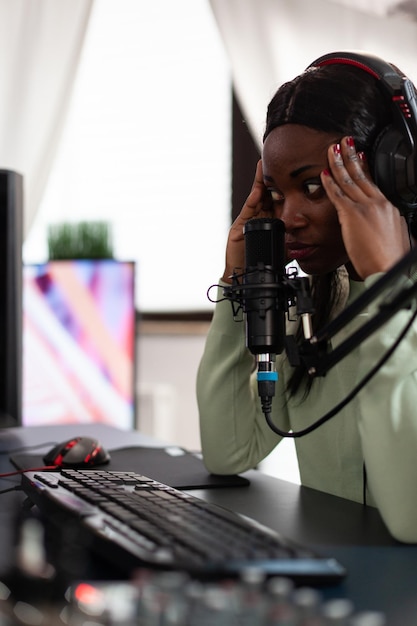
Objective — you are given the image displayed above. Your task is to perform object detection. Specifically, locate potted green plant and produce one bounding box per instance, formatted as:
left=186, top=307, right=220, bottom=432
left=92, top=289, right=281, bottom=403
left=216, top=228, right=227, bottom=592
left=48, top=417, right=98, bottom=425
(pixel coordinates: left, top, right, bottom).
left=47, top=221, right=114, bottom=260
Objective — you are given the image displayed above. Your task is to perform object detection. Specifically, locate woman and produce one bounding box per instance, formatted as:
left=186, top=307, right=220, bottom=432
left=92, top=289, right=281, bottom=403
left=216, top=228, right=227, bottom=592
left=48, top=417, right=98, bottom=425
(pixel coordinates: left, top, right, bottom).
left=196, top=53, right=417, bottom=543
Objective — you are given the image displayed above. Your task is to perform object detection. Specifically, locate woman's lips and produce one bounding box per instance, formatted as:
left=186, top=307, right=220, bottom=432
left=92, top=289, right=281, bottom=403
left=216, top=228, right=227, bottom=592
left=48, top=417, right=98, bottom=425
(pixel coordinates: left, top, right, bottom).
left=286, top=243, right=318, bottom=262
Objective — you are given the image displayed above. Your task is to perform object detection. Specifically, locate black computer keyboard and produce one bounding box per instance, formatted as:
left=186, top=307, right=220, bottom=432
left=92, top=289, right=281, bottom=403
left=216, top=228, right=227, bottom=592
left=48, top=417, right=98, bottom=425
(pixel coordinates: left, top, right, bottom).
left=21, top=469, right=346, bottom=584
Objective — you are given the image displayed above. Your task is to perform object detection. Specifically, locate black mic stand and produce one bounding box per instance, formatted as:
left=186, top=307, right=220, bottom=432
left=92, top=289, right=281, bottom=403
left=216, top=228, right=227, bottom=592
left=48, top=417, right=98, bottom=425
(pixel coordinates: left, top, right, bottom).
left=218, top=267, right=315, bottom=417
left=287, top=245, right=417, bottom=378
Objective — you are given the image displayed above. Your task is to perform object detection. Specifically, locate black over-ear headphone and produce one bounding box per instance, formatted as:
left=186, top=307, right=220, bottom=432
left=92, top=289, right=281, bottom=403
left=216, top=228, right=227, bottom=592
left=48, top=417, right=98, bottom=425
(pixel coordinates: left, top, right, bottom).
left=307, top=50, right=417, bottom=219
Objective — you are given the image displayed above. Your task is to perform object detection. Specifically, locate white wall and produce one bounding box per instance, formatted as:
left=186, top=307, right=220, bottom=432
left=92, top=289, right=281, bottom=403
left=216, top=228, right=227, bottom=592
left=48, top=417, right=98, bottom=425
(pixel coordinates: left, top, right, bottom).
left=136, top=321, right=208, bottom=451
left=136, top=321, right=300, bottom=484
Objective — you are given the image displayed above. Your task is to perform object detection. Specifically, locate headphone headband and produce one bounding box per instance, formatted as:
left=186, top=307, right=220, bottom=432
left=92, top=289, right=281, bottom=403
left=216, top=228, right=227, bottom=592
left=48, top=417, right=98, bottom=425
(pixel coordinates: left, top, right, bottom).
left=308, top=51, right=402, bottom=81
left=307, top=51, right=417, bottom=216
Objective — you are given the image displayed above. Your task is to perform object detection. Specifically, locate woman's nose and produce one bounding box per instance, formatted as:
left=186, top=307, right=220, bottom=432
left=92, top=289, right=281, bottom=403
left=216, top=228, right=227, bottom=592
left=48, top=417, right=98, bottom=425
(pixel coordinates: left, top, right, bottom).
left=273, top=197, right=308, bottom=231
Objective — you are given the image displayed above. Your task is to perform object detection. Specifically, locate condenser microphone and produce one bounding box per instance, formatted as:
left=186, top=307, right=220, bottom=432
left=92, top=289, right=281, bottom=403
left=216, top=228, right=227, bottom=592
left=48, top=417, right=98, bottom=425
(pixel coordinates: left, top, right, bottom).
left=243, top=218, right=286, bottom=408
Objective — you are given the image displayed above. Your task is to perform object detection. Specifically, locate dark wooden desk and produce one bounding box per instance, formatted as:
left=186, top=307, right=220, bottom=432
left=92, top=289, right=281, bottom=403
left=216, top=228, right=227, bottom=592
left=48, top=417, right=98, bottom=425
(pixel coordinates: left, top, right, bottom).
left=1, top=424, right=416, bottom=625
left=192, top=473, right=417, bottom=625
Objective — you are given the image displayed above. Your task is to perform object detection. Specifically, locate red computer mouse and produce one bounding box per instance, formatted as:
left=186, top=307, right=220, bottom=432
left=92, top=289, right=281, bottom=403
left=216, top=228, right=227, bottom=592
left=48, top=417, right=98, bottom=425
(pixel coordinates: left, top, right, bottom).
left=43, top=436, right=111, bottom=469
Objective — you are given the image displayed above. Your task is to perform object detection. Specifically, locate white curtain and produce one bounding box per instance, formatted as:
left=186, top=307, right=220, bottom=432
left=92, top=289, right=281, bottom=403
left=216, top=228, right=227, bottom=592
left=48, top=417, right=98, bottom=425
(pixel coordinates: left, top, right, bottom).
left=209, top=0, right=417, bottom=148
left=0, top=0, right=94, bottom=236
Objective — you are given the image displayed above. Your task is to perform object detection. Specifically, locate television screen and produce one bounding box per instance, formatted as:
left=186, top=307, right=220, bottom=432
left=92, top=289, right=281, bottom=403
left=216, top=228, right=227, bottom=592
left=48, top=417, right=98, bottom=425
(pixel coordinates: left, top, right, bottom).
left=23, top=259, right=136, bottom=430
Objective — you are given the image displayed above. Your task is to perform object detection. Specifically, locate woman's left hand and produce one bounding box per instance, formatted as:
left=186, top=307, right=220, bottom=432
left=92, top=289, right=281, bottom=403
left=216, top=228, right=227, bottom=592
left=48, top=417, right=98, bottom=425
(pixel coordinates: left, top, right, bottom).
left=321, top=136, right=410, bottom=279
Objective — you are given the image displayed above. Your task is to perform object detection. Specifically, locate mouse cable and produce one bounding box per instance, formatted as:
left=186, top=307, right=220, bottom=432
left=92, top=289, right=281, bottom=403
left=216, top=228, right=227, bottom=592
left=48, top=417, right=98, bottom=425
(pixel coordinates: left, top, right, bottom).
left=261, top=305, right=417, bottom=438
left=0, top=466, right=59, bottom=479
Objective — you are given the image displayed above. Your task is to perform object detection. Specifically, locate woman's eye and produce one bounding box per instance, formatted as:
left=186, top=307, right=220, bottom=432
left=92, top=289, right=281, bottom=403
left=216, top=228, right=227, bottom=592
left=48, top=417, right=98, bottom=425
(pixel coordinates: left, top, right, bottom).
left=304, top=180, right=324, bottom=198
left=269, top=189, right=284, bottom=203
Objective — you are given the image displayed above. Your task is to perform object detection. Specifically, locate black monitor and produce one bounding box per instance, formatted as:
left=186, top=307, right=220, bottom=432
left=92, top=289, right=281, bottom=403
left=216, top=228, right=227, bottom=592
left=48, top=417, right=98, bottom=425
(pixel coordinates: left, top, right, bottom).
left=0, top=170, right=23, bottom=427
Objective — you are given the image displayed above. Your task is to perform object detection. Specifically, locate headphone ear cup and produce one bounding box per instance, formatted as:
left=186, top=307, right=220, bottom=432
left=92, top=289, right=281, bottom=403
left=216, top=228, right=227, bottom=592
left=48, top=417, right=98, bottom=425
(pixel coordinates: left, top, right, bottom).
left=308, top=51, right=417, bottom=217
left=370, top=124, right=395, bottom=199
left=371, top=123, right=414, bottom=210
left=409, top=211, right=417, bottom=238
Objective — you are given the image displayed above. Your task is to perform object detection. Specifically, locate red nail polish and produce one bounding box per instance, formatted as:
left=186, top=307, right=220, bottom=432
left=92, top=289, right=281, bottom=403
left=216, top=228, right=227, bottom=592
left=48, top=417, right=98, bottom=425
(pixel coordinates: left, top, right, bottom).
left=346, top=136, right=355, bottom=148
left=322, top=168, right=331, bottom=176
left=333, top=143, right=341, bottom=155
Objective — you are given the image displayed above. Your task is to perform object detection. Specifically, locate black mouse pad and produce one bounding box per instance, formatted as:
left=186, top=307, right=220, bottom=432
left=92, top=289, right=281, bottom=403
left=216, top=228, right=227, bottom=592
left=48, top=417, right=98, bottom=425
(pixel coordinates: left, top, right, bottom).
left=10, top=445, right=250, bottom=490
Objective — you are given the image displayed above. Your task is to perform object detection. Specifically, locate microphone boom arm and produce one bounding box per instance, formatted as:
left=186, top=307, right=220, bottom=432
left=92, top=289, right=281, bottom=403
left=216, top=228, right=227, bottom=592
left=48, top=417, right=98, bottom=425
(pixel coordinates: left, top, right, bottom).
left=289, top=246, right=417, bottom=377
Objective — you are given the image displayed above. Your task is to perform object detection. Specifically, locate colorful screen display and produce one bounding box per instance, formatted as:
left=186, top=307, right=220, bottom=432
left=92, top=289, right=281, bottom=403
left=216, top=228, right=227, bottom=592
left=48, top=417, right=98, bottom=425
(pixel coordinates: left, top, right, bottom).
left=23, top=260, right=136, bottom=429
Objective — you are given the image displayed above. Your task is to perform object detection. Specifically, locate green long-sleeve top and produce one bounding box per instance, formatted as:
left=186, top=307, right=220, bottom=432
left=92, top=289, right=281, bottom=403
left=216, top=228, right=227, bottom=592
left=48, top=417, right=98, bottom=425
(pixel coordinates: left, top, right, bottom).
left=197, top=270, right=417, bottom=543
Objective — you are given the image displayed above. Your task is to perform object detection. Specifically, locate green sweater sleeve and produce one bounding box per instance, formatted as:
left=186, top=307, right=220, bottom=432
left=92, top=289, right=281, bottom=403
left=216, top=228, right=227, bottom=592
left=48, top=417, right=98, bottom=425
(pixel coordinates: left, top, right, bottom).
left=357, top=273, right=417, bottom=543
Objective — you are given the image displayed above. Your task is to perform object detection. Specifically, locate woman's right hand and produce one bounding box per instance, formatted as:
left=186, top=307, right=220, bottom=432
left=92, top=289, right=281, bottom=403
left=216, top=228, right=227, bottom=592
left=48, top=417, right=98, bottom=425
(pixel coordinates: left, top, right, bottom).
left=222, top=160, right=272, bottom=283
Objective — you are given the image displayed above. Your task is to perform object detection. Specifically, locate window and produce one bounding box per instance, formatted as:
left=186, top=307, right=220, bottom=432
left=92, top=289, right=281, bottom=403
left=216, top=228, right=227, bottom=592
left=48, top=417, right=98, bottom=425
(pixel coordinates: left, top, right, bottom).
left=23, top=0, right=231, bottom=312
